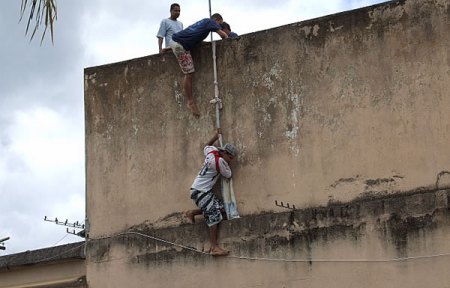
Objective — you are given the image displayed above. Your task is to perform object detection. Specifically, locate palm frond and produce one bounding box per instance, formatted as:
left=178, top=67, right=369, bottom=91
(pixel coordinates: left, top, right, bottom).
left=20, top=0, right=57, bottom=45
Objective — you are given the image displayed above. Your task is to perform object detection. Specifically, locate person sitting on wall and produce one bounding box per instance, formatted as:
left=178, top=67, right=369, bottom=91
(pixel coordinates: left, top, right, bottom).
left=170, top=13, right=228, bottom=118
left=220, top=22, right=238, bottom=38
left=157, top=3, right=183, bottom=54
left=185, top=129, right=237, bottom=256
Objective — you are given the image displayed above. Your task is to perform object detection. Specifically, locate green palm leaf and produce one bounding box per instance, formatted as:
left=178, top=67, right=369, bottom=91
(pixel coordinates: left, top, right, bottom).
left=20, top=0, right=57, bottom=44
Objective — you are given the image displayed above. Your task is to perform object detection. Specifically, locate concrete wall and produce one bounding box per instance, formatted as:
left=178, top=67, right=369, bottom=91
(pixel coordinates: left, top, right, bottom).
left=84, top=0, right=450, bottom=287
left=0, top=243, right=86, bottom=288
left=86, top=189, right=450, bottom=288
left=0, top=263, right=86, bottom=288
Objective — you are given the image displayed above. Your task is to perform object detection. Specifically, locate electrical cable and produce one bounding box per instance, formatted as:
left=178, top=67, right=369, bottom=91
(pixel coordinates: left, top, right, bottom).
left=36, top=242, right=86, bottom=263
left=4, top=242, right=86, bottom=269
left=6, top=230, right=450, bottom=266
left=51, top=233, right=69, bottom=247
left=90, top=231, right=210, bottom=255
left=88, top=230, right=450, bottom=263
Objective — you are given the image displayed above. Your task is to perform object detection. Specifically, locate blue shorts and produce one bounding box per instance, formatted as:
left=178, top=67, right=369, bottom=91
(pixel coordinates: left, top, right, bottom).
left=190, top=189, right=223, bottom=227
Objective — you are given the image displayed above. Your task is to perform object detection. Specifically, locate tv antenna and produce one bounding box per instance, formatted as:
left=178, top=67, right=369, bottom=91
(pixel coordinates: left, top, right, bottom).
left=0, top=237, right=10, bottom=250
left=44, top=216, right=86, bottom=238
left=275, top=200, right=297, bottom=210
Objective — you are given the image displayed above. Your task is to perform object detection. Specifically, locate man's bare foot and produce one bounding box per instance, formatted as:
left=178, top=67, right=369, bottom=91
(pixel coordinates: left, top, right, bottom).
left=210, top=246, right=229, bottom=257
left=187, top=102, right=200, bottom=118
left=184, top=211, right=195, bottom=224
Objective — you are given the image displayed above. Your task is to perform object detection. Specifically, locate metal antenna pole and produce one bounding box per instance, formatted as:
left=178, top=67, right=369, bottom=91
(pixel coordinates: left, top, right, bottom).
left=208, top=0, right=223, bottom=146
left=209, top=0, right=213, bottom=43
left=208, top=0, right=212, bottom=20
left=212, top=42, right=223, bottom=146
left=207, top=1, right=239, bottom=220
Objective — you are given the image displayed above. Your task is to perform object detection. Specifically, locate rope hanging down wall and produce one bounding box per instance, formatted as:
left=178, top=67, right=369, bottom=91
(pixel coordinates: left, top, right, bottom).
left=208, top=0, right=240, bottom=220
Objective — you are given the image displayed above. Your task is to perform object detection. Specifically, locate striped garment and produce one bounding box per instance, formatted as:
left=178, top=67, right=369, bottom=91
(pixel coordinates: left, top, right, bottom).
left=190, top=189, right=223, bottom=226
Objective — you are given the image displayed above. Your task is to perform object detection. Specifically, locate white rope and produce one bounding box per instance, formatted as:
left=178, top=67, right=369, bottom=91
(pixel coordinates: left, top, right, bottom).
left=208, top=0, right=223, bottom=146
left=212, top=41, right=223, bottom=146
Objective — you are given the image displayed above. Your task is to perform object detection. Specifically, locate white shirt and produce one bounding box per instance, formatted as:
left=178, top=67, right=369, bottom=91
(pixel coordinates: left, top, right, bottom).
left=191, top=146, right=232, bottom=192
left=156, top=18, right=183, bottom=48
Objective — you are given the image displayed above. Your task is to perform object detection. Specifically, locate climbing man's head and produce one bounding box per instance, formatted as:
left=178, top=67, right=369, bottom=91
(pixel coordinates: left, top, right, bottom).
left=219, top=143, right=237, bottom=163
left=211, top=13, right=224, bottom=24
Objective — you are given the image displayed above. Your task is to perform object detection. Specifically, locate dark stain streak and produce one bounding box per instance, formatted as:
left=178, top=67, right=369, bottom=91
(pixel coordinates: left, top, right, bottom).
left=331, top=176, right=360, bottom=188
left=365, top=178, right=395, bottom=186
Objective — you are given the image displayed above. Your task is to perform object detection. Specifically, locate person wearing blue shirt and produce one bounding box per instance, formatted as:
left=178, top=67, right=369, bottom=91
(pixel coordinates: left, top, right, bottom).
left=221, top=22, right=238, bottom=38
left=157, top=3, right=183, bottom=54
left=169, top=13, right=228, bottom=118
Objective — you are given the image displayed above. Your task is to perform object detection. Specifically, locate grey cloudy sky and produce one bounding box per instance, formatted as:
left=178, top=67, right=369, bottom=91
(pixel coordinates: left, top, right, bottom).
left=0, top=0, right=386, bottom=255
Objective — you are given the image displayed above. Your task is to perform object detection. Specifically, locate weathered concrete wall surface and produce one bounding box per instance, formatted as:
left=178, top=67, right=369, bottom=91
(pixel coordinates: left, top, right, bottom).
left=86, top=189, right=450, bottom=288
left=84, top=0, right=450, bottom=287
left=0, top=242, right=86, bottom=288
left=0, top=268, right=86, bottom=288
left=85, top=0, right=450, bottom=237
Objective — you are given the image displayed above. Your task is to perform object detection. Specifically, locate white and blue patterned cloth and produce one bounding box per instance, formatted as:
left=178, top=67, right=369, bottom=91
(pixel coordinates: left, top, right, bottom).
left=190, top=189, right=224, bottom=227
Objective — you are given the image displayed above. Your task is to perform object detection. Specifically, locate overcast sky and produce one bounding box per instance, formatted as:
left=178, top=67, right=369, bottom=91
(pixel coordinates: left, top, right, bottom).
left=0, top=0, right=386, bottom=255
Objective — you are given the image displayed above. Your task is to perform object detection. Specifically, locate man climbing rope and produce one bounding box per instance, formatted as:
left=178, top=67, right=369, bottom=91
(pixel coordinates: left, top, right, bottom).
left=169, top=13, right=228, bottom=117
left=185, top=130, right=237, bottom=256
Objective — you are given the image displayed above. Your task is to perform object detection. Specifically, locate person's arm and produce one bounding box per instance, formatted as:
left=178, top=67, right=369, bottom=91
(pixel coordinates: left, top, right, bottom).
left=216, top=29, right=228, bottom=39
left=205, top=129, right=222, bottom=146
left=219, top=159, right=232, bottom=178
left=157, top=20, right=167, bottom=53
left=158, top=37, right=164, bottom=53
